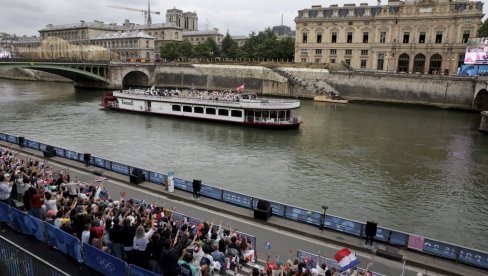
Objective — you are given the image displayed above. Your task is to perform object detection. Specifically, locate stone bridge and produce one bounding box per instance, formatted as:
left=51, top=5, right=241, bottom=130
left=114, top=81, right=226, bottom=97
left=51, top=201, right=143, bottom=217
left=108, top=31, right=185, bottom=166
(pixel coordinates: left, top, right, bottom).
left=1, top=61, right=487, bottom=111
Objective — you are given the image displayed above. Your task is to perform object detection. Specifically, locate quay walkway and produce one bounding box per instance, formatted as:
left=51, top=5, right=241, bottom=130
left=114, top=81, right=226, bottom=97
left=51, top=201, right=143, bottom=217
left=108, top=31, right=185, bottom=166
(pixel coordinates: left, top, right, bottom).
left=0, top=140, right=487, bottom=276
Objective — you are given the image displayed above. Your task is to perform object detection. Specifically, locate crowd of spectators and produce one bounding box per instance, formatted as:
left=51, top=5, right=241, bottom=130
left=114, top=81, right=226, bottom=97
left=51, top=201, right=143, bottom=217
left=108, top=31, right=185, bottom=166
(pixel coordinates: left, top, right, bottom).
left=1, top=146, right=377, bottom=276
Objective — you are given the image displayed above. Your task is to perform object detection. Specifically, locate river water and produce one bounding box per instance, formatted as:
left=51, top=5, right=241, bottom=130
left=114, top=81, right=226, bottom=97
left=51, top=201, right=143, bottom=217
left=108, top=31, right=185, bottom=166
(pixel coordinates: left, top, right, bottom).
left=1, top=79, right=487, bottom=251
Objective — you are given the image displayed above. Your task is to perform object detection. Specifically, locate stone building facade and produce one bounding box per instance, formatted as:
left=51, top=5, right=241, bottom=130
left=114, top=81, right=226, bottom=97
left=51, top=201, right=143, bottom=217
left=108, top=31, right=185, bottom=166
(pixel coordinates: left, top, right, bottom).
left=295, top=0, right=484, bottom=74
left=183, top=29, right=224, bottom=45
left=166, top=8, right=198, bottom=31
left=92, top=31, right=155, bottom=61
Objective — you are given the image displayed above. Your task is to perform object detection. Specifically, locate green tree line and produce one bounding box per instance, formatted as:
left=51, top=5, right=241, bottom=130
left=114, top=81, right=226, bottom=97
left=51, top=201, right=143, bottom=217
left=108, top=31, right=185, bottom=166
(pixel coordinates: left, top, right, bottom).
left=159, top=28, right=294, bottom=61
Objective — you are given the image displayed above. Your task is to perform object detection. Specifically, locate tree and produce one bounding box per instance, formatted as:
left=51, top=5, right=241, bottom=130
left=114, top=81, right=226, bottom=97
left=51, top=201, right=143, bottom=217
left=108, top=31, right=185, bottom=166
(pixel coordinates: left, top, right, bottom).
left=192, top=38, right=220, bottom=59
left=478, top=20, right=488, bottom=37
left=159, top=41, right=193, bottom=61
left=221, top=33, right=239, bottom=59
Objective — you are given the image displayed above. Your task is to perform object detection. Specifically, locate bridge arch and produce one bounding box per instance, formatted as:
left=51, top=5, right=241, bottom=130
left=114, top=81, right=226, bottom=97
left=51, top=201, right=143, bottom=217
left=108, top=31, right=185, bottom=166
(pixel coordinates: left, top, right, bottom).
left=473, top=89, right=488, bottom=111
left=122, top=70, right=151, bottom=87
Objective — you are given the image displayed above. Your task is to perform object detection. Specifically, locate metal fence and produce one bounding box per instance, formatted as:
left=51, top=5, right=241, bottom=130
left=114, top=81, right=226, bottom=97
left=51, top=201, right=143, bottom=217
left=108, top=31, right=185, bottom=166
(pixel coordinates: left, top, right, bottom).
left=0, top=235, right=69, bottom=276
left=1, top=132, right=488, bottom=271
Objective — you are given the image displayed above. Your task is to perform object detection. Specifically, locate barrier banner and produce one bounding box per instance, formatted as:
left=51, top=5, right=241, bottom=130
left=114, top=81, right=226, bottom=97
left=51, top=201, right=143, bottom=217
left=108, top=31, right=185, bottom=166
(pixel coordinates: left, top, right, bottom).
left=65, top=150, right=79, bottom=160
left=111, top=162, right=129, bottom=175
left=408, top=234, right=425, bottom=251
left=222, top=190, right=252, bottom=208
left=129, top=264, right=160, bottom=276
left=0, top=201, right=12, bottom=223
left=199, top=184, right=222, bottom=200
left=297, top=250, right=341, bottom=272
left=324, top=216, right=362, bottom=237
left=55, top=148, right=65, bottom=157
left=388, top=231, right=409, bottom=246
left=94, top=157, right=105, bottom=168
left=26, top=140, right=40, bottom=150
left=0, top=133, right=6, bottom=141
left=45, top=223, right=83, bottom=263
left=149, top=172, right=166, bottom=184
left=171, top=211, right=185, bottom=223
left=83, top=243, right=127, bottom=275
left=285, top=206, right=321, bottom=226
left=39, top=143, right=47, bottom=152
left=422, top=238, right=457, bottom=260
left=252, top=199, right=285, bottom=217
left=10, top=208, right=45, bottom=242
left=173, top=178, right=191, bottom=191
left=6, top=135, right=17, bottom=143
left=458, top=248, right=488, bottom=269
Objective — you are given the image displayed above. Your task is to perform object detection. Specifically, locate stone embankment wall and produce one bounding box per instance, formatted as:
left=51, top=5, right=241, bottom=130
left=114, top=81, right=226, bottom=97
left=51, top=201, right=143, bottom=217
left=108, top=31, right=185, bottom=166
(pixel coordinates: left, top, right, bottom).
left=0, top=68, right=71, bottom=82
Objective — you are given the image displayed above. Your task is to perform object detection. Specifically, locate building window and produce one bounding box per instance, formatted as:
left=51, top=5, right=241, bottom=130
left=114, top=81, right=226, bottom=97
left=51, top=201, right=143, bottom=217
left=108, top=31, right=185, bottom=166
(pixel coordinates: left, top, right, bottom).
left=360, top=60, right=367, bottom=69
left=205, top=108, right=216, bottom=115
left=301, top=58, right=307, bottom=63
left=304, top=23, right=308, bottom=26
left=380, top=32, right=386, bottom=43
left=218, top=109, right=229, bottom=116
left=345, top=49, right=352, bottom=56
left=419, top=32, right=426, bottom=43
left=330, top=49, right=337, bottom=55
left=315, top=49, right=322, bottom=55
left=377, top=53, right=384, bottom=70
left=231, top=110, right=242, bottom=117
left=403, top=32, right=410, bottom=43
left=462, top=31, right=470, bottom=43
left=361, top=50, right=368, bottom=56
left=364, top=21, right=369, bottom=25
left=330, top=58, right=336, bottom=63
left=301, top=49, right=308, bottom=55
left=315, top=58, right=321, bottom=63
left=331, top=32, right=337, bottom=43
left=303, top=33, right=308, bottom=43
left=345, top=59, right=351, bottom=65
left=347, top=32, right=353, bottom=43
left=318, top=22, right=322, bottom=26
left=348, top=22, right=353, bottom=25
left=316, top=34, right=322, bottom=43
left=363, top=32, right=369, bottom=43
left=435, top=31, right=443, bottom=43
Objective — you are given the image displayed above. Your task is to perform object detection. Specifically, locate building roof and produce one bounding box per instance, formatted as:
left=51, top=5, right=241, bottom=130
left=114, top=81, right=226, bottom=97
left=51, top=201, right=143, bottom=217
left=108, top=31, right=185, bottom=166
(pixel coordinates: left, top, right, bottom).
left=92, top=31, right=154, bottom=40
left=183, top=30, right=222, bottom=36
left=39, top=21, right=123, bottom=32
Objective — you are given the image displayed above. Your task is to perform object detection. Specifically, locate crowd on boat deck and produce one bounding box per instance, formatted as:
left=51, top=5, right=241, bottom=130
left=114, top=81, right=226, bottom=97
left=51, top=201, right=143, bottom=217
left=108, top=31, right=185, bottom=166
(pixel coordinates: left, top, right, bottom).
left=0, top=146, right=376, bottom=276
left=122, top=88, right=255, bottom=102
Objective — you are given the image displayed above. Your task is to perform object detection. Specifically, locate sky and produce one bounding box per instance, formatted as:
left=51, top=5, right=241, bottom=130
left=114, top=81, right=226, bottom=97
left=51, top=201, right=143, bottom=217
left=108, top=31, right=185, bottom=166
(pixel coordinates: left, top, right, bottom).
left=0, top=0, right=487, bottom=37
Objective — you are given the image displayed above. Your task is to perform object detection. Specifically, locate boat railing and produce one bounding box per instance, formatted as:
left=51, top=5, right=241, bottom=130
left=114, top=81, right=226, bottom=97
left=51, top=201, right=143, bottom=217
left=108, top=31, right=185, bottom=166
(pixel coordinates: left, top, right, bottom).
left=246, top=115, right=302, bottom=125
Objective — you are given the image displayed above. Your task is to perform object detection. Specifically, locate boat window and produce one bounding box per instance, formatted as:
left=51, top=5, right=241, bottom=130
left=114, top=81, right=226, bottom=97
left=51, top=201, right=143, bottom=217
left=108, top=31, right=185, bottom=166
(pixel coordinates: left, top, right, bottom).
left=231, top=110, right=242, bottom=117
left=183, top=105, right=192, bottom=112
left=262, top=111, right=269, bottom=118
left=278, top=111, right=286, bottom=118
left=172, top=105, right=181, bottom=111
left=206, top=107, right=216, bottom=115
left=218, top=109, right=229, bottom=116
left=194, top=106, right=204, bottom=114
left=255, top=111, right=262, bottom=117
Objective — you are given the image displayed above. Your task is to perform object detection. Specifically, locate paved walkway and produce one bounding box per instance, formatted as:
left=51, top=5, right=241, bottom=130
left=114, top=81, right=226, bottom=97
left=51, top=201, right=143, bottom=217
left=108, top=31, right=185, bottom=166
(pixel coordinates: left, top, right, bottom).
left=1, top=141, right=486, bottom=276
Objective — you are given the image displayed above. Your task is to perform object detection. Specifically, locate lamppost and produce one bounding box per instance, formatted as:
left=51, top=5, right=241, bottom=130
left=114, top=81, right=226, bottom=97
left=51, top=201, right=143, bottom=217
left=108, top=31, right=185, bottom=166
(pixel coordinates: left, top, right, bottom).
left=445, top=56, right=455, bottom=75
left=50, top=45, right=53, bottom=60
left=385, top=54, right=390, bottom=72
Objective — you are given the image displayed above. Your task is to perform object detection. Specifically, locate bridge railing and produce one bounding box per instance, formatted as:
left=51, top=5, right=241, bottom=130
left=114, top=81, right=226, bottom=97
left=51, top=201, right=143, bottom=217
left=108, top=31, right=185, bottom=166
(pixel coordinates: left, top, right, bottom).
left=1, top=132, right=488, bottom=271
left=0, top=57, right=110, bottom=64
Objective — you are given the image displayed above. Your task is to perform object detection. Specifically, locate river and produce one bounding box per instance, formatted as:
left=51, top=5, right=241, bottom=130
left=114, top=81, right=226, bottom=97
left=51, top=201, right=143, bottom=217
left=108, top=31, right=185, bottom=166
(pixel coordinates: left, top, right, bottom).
left=1, top=79, right=487, bottom=251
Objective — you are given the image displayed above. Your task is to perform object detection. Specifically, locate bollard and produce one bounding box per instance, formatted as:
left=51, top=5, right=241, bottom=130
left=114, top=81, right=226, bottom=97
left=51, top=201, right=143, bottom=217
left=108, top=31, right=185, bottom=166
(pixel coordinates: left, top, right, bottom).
left=480, top=111, right=488, bottom=134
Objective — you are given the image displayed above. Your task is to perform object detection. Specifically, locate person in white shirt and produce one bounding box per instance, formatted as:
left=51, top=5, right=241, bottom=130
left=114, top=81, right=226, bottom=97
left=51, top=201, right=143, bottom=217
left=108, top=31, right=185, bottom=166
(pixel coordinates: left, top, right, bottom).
left=0, top=174, right=13, bottom=205
left=43, top=192, right=58, bottom=213
left=133, top=225, right=155, bottom=268
left=81, top=223, right=91, bottom=244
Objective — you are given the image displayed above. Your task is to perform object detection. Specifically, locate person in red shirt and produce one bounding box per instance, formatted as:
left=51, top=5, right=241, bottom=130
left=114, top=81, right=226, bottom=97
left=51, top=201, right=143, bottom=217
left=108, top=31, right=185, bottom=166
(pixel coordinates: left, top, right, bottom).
left=29, top=187, right=45, bottom=220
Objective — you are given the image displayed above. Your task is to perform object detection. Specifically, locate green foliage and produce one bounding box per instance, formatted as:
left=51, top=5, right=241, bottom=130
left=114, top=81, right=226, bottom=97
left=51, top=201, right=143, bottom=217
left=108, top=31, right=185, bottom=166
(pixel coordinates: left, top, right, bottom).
left=241, top=28, right=294, bottom=60
left=159, top=41, right=193, bottom=61
left=478, top=20, right=488, bottom=37
left=221, top=33, right=239, bottom=58
left=192, top=37, right=220, bottom=58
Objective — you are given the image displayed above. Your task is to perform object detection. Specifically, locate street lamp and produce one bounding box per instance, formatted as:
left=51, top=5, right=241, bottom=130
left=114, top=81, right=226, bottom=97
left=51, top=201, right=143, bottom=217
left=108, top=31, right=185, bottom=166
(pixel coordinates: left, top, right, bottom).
left=445, top=56, right=455, bottom=75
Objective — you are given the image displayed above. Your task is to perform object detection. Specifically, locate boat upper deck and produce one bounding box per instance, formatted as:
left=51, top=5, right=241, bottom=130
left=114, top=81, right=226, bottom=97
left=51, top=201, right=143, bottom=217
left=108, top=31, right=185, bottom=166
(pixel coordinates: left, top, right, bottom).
left=112, top=89, right=301, bottom=110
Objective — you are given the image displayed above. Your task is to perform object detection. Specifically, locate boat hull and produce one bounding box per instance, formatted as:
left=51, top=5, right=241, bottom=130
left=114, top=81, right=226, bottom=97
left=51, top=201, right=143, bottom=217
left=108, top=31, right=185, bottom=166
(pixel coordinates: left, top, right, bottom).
left=101, top=105, right=301, bottom=129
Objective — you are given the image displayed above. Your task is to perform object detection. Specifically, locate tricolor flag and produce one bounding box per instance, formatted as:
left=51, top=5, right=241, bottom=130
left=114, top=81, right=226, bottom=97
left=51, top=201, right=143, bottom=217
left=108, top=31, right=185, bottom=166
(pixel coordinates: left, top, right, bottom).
left=236, top=84, right=245, bottom=93
left=334, top=248, right=360, bottom=271
left=264, top=242, right=271, bottom=250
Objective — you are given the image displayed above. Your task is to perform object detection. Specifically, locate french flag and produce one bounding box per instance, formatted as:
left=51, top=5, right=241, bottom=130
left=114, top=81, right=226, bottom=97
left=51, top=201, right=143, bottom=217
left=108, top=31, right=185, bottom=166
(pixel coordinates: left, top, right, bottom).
left=334, top=248, right=360, bottom=271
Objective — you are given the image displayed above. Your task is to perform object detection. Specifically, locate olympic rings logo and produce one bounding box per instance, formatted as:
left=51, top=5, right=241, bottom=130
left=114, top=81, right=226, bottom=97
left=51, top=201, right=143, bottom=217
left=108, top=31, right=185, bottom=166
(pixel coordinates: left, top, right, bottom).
left=96, top=256, right=115, bottom=272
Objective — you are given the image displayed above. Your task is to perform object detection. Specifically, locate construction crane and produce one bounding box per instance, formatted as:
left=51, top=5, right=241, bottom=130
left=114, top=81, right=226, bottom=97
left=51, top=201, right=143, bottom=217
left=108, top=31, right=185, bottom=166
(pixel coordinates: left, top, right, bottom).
left=108, top=3, right=160, bottom=25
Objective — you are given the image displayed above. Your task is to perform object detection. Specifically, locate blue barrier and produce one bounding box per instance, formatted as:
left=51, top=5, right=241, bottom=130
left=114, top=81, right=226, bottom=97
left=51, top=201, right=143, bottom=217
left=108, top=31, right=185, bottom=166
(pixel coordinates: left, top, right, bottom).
left=0, top=202, right=12, bottom=223
left=6, top=134, right=17, bottom=143
left=94, top=157, right=106, bottom=168
left=324, top=216, right=363, bottom=237
left=111, top=162, right=129, bottom=175
left=458, top=248, right=488, bottom=269
left=45, top=223, right=83, bottom=263
left=422, top=238, right=457, bottom=260
left=83, top=243, right=128, bottom=276
left=285, top=206, right=322, bottom=226
left=129, top=264, right=160, bottom=276
left=222, top=190, right=252, bottom=208
left=26, top=139, right=40, bottom=151
left=65, top=150, right=79, bottom=161
left=55, top=147, right=65, bottom=157
left=200, top=184, right=222, bottom=200
left=2, top=133, right=488, bottom=272
left=297, top=250, right=341, bottom=271
left=10, top=208, right=45, bottom=242
left=149, top=172, right=166, bottom=184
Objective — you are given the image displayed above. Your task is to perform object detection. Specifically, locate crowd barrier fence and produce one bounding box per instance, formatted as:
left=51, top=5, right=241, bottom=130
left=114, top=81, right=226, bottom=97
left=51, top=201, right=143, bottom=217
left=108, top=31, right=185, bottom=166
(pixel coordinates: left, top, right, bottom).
left=0, top=234, right=69, bottom=276
left=1, top=133, right=488, bottom=271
